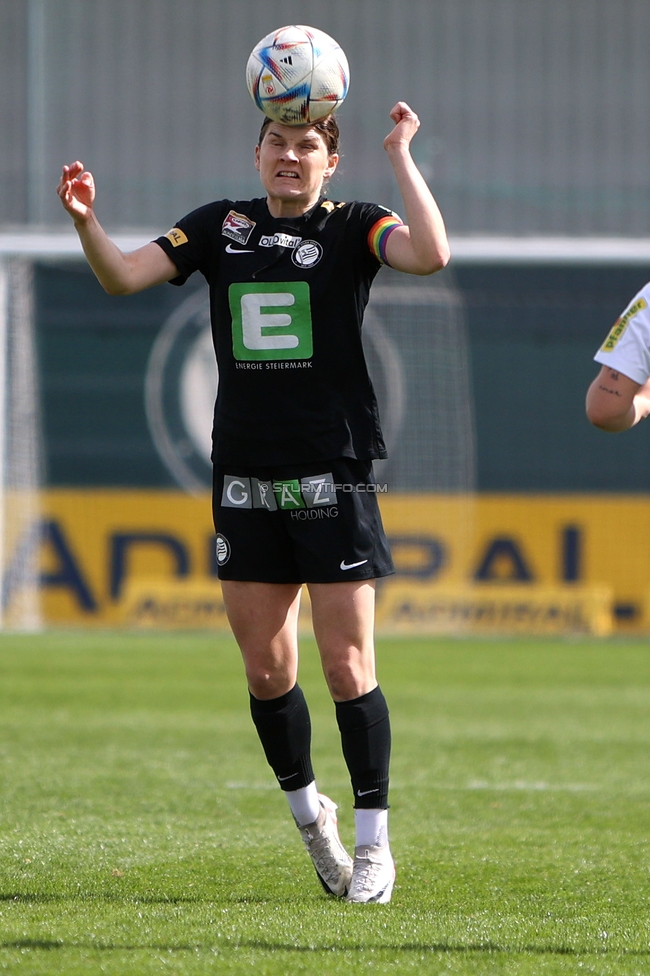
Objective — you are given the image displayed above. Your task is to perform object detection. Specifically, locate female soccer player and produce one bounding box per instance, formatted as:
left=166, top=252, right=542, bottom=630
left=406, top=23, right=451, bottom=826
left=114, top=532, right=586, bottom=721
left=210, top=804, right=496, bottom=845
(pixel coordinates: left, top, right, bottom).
left=586, top=283, right=650, bottom=431
left=58, top=101, right=450, bottom=903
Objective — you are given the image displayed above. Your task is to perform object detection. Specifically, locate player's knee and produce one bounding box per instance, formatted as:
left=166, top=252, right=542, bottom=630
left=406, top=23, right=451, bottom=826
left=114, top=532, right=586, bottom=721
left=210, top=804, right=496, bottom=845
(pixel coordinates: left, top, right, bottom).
left=246, top=666, right=295, bottom=700
left=323, top=656, right=374, bottom=701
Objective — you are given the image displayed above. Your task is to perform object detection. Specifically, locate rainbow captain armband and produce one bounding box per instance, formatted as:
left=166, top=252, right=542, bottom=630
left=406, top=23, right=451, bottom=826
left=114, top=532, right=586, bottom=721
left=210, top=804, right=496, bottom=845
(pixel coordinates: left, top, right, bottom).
left=368, top=214, right=403, bottom=266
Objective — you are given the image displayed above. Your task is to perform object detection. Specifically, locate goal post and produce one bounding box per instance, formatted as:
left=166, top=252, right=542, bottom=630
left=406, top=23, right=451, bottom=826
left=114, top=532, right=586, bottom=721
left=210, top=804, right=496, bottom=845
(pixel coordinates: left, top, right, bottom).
left=0, top=256, right=42, bottom=629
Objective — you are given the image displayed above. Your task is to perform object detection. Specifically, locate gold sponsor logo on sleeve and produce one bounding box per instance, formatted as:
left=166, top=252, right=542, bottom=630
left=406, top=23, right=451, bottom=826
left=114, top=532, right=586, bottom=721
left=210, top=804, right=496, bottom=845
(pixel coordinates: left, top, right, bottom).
left=601, top=297, right=647, bottom=351
left=165, top=227, right=188, bottom=247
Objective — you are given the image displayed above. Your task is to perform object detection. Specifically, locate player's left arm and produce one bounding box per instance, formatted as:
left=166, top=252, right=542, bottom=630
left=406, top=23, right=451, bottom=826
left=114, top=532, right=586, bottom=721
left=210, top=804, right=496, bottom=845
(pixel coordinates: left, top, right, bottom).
left=382, top=102, right=451, bottom=276
left=586, top=366, right=650, bottom=431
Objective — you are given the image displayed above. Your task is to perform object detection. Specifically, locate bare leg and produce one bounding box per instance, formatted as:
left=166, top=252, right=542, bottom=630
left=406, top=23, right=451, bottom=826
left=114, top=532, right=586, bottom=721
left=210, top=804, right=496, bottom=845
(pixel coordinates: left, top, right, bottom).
left=309, top=577, right=391, bottom=859
left=221, top=578, right=318, bottom=812
left=308, top=580, right=377, bottom=701
left=221, top=579, right=353, bottom=896
left=220, top=580, right=302, bottom=699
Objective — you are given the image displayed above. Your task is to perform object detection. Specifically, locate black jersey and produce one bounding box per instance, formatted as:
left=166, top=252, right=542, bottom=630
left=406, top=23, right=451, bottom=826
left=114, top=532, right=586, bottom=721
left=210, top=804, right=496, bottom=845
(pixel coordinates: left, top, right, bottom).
left=154, top=196, right=402, bottom=466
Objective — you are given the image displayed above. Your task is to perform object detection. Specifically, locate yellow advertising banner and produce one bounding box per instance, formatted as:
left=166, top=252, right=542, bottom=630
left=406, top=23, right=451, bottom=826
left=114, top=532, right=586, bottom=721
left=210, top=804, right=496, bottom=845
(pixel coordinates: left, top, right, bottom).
left=373, top=584, right=613, bottom=636
left=22, top=490, right=650, bottom=632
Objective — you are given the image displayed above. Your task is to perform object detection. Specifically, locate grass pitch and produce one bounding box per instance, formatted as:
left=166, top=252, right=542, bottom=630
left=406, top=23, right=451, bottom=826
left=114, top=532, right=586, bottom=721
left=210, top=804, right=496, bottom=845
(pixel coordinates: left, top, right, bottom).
left=0, top=631, right=648, bottom=975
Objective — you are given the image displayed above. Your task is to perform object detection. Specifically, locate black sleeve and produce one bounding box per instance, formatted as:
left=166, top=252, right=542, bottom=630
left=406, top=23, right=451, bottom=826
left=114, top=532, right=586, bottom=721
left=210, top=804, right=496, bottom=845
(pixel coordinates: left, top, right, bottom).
left=153, top=201, right=227, bottom=286
left=346, top=202, right=404, bottom=271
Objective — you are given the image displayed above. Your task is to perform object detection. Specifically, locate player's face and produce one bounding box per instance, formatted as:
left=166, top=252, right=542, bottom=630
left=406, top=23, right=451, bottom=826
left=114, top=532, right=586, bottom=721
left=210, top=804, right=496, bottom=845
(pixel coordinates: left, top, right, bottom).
left=255, top=123, right=339, bottom=216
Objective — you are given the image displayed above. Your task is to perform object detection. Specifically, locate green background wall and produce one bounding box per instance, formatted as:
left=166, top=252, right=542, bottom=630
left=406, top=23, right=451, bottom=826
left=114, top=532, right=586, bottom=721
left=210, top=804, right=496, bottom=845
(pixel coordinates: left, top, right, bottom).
left=35, top=261, right=650, bottom=491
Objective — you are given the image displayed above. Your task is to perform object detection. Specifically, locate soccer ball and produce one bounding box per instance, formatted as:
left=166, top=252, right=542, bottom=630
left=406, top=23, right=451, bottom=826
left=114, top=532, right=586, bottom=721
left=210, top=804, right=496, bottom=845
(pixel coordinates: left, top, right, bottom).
left=246, top=25, right=349, bottom=126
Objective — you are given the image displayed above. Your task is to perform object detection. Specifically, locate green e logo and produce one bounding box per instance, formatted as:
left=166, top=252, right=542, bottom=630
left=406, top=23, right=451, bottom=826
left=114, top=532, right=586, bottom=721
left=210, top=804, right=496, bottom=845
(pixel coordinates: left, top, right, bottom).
left=229, top=282, right=313, bottom=361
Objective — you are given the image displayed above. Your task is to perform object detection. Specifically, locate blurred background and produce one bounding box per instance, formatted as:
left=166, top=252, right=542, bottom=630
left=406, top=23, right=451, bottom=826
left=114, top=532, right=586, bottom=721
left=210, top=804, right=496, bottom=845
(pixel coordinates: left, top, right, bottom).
left=5, top=0, right=650, bottom=233
left=2, top=0, right=650, bottom=634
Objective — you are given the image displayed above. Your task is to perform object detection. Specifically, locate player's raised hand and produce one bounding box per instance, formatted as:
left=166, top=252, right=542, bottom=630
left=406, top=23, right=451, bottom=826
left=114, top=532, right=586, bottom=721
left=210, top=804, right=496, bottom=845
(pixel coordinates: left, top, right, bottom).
left=383, top=102, right=421, bottom=153
left=57, top=162, right=96, bottom=223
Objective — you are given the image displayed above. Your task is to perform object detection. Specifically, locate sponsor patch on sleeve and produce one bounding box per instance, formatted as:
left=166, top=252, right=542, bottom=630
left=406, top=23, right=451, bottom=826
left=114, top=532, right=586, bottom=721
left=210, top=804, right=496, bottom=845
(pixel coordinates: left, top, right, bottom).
left=164, top=227, right=188, bottom=248
left=600, top=297, right=648, bottom=352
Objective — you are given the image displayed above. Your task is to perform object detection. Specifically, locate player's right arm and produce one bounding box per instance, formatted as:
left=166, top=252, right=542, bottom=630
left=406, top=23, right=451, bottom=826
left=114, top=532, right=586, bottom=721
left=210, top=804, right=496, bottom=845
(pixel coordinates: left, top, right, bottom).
left=57, top=161, right=178, bottom=295
left=585, top=366, right=650, bottom=431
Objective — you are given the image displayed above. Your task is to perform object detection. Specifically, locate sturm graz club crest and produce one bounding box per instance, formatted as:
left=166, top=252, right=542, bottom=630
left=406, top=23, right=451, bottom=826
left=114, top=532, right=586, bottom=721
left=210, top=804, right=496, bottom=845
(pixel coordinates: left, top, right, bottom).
left=145, top=285, right=405, bottom=493
left=215, top=533, right=231, bottom=565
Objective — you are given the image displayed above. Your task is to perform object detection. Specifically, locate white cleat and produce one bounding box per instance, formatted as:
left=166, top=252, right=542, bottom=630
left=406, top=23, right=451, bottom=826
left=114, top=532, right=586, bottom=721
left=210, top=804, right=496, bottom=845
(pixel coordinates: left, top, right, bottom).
left=346, top=843, right=395, bottom=903
left=297, top=794, right=353, bottom=897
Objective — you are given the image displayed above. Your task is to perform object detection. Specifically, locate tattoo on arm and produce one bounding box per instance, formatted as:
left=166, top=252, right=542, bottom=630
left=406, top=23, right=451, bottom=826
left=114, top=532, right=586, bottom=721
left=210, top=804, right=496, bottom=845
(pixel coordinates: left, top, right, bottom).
left=598, top=385, right=622, bottom=397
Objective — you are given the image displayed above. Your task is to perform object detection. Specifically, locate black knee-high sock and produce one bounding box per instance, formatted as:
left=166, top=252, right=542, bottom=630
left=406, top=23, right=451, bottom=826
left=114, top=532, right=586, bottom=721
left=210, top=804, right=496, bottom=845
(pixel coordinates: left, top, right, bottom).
left=249, top=684, right=315, bottom=791
left=335, top=686, right=391, bottom=809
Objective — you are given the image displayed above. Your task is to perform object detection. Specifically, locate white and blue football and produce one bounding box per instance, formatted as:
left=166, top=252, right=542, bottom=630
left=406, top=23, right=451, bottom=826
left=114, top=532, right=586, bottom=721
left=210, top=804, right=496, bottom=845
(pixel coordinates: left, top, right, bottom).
left=246, top=25, right=349, bottom=125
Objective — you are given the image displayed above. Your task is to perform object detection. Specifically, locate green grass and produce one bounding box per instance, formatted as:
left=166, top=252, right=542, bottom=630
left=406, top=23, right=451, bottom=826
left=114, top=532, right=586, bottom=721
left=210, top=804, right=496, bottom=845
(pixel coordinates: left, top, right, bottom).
left=0, top=631, right=648, bottom=974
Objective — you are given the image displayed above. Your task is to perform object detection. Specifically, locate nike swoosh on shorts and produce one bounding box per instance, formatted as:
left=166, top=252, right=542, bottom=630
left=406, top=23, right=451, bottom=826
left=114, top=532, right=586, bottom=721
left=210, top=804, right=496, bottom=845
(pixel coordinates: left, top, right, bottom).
left=340, top=559, right=369, bottom=571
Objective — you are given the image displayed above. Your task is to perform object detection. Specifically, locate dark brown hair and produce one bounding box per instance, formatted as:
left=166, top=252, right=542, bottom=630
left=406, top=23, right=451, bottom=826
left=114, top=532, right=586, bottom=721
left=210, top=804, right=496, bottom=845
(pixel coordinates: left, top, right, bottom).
left=257, top=113, right=340, bottom=157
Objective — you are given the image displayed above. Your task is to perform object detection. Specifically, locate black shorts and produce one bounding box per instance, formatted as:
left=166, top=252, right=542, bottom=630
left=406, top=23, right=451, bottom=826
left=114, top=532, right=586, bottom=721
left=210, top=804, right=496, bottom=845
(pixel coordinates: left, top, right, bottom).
left=212, top=457, right=395, bottom=584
